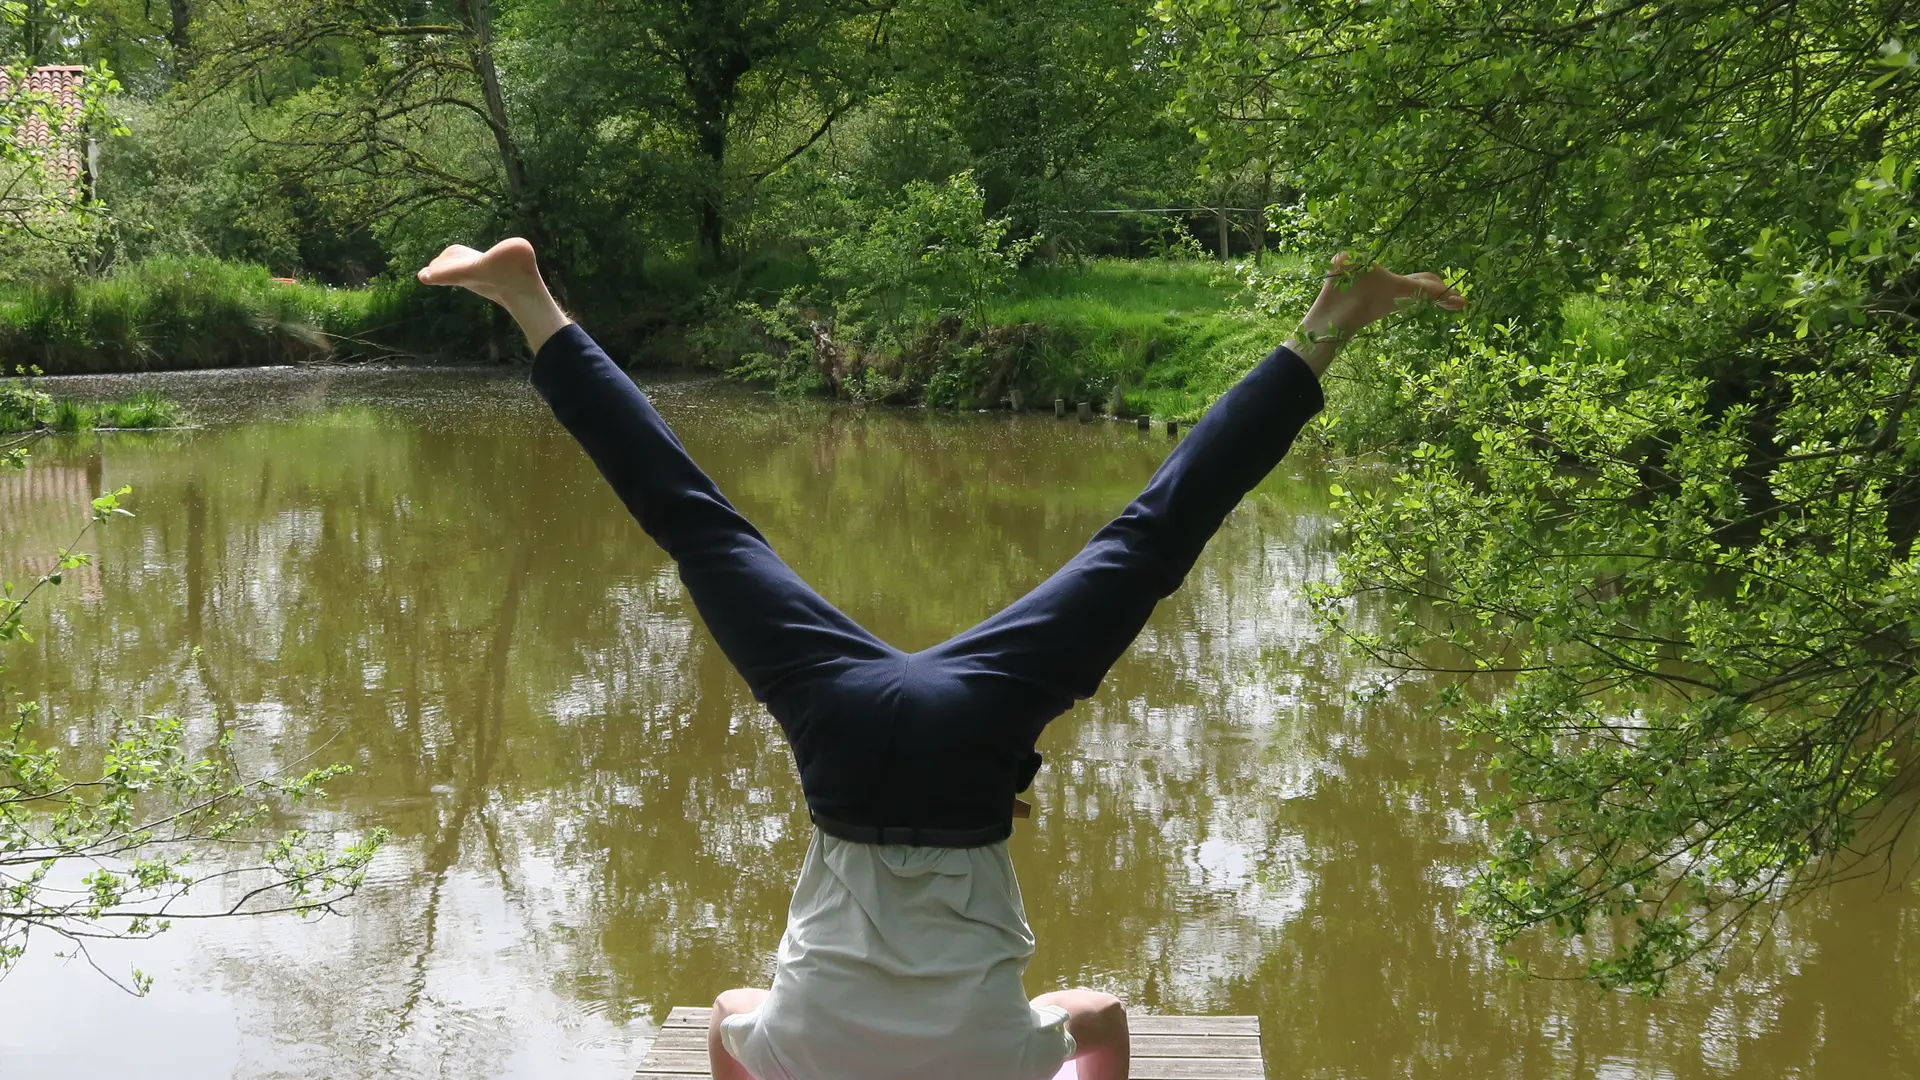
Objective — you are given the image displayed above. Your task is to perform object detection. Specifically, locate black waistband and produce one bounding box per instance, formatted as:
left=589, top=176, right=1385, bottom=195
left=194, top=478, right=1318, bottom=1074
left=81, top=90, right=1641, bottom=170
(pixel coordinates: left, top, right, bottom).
left=809, top=809, right=1010, bottom=848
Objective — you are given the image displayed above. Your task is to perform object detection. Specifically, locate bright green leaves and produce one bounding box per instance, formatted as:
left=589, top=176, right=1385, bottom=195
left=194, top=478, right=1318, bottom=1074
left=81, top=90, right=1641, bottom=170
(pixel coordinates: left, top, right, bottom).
left=1311, top=162, right=1920, bottom=994
left=1159, top=0, right=1920, bottom=994
left=817, top=171, right=1033, bottom=337
left=1870, top=37, right=1917, bottom=90
left=718, top=171, right=1037, bottom=403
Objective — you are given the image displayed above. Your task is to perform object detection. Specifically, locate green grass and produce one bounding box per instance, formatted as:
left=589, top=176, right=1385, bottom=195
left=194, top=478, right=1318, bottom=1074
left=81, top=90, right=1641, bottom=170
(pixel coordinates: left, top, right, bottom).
left=702, top=255, right=1307, bottom=420
left=0, top=383, right=185, bottom=434
left=79, top=391, right=183, bottom=429
left=0, top=253, right=1308, bottom=424
left=0, top=257, right=494, bottom=375
left=980, top=257, right=1301, bottom=420
left=986, top=257, right=1244, bottom=326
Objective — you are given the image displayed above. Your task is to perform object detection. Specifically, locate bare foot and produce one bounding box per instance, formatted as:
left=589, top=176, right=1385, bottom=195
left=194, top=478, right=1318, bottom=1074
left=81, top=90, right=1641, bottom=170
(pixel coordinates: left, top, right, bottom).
left=1320, top=251, right=1466, bottom=323
left=1286, top=252, right=1465, bottom=375
left=417, top=237, right=572, bottom=352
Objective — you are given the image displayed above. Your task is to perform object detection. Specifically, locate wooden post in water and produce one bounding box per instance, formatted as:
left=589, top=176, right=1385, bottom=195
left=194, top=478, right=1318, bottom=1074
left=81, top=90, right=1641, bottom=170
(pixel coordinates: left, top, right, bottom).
left=1010, top=388, right=1025, bottom=413
left=1055, top=398, right=1066, bottom=419
left=1166, top=420, right=1179, bottom=437
left=1137, top=415, right=1150, bottom=431
left=1077, top=401, right=1093, bottom=423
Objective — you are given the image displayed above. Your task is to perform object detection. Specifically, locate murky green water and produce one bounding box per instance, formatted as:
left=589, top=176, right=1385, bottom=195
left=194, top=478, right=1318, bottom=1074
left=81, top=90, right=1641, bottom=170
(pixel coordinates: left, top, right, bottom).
left=1, top=366, right=1915, bottom=1079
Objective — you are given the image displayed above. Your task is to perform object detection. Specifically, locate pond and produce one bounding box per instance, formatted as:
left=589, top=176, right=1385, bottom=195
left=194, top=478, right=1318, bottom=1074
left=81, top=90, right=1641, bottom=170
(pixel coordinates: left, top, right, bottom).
left=0, top=366, right=1915, bottom=1079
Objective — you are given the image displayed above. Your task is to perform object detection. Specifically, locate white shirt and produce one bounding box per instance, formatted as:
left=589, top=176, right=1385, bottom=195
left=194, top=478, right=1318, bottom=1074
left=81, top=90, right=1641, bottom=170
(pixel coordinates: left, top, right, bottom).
left=718, top=830, right=1074, bottom=1080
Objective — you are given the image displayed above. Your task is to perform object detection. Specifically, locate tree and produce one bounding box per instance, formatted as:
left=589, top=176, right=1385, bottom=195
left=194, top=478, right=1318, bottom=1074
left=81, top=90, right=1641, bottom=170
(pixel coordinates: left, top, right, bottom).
left=886, top=0, right=1193, bottom=257
left=522, top=0, right=895, bottom=264
left=184, top=0, right=538, bottom=258
left=1160, top=0, right=1920, bottom=992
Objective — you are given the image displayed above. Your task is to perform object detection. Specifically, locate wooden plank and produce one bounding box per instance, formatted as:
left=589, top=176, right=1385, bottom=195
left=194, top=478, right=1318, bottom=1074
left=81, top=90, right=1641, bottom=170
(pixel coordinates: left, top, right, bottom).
left=661, top=1006, right=1259, bottom=1036
left=1134, top=1034, right=1262, bottom=1058
left=648, top=1029, right=707, bottom=1050
left=1130, top=1060, right=1264, bottom=1079
left=643, top=1028, right=1259, bottom=1059
left=639, top=1008, right=1265, bottom=1077
left=639, top=1051, right=714, bottom=1071
left=641, top=1055, right=1264, bottom=1079
left=1128, top=1015, right=1260, bottom=1036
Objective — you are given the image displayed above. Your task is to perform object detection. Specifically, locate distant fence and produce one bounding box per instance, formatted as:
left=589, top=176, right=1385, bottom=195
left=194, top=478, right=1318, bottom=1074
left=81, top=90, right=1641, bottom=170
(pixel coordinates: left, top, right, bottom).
left=1047, top=205, right=1277, bottom=261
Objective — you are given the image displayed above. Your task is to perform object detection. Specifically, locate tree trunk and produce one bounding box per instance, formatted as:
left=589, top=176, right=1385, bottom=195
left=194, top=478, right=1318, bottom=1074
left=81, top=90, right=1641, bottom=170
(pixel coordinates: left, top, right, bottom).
left=167, top=0, right=192, bottom=70
left=1216, top=205, right=1230, bottom=262
left=461, top=0, right=536, bottom=237
left=1256, top=164, right=1272, bottom=266
left=695, top=108, right=727, bottom=264
left=22, top=0, right=47, bottom=63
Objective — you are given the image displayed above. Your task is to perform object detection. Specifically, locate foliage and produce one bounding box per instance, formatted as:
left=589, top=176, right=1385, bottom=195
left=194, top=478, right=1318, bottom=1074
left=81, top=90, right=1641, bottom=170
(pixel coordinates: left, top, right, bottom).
left=7, top=0, right=1233, bottom=353
left=0, top=481, right=388, bottom=992
left=0, top=255, right=498, bottom=371
left=94, top=94, right=387, bottom=282
left=709, top=172, right=1036, bottom=401
left=1162, top=0, right=1920, bottom=991
left=0, top=368, right=179, bottom=431
left=882, top=0, right=1195, bottom=253
left=0, top=366, right=50, bottom=431
left=515, top=0, right=895, bottom=264
left=705, top=250, right=1260, bottom=413
left=182, top=0, right=529, bottom=258
left=815, top=171, right=1032, bottom=338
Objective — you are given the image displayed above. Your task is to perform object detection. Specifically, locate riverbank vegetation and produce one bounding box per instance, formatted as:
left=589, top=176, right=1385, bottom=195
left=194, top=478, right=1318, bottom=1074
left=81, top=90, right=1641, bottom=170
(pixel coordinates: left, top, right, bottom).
left=7, top=0, right=1920, bottom=995
left=697, top=246, right=1288, bottom=418
left=1, top=373, right=181, bottom=432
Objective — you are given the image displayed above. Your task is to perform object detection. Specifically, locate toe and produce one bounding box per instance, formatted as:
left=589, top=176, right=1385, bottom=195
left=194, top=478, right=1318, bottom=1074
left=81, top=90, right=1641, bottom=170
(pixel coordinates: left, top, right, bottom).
left=1406, top=271, right=1465, bottom=309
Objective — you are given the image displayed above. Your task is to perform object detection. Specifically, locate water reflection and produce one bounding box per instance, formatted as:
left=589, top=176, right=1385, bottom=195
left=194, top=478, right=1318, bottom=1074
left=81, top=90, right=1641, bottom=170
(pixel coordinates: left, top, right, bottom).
left=0, top=367, right=1915, bottom=1078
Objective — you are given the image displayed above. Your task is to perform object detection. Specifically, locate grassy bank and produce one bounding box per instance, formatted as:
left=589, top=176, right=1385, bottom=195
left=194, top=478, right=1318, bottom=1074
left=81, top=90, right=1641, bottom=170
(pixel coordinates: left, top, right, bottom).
left=1, top=256, right=1293, bottom=423
left=699, top=257, right=1297, bottom=422
left=0, top=257, right=495, bottom=374
left=1, top=380, right=183, bottom=433
left=985, top=258, right=1294, bottom=421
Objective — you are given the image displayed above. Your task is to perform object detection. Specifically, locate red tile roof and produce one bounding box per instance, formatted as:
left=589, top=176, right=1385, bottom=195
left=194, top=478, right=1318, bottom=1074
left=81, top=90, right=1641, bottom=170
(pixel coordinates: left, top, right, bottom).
left=3, top=65, right=87, bottom=183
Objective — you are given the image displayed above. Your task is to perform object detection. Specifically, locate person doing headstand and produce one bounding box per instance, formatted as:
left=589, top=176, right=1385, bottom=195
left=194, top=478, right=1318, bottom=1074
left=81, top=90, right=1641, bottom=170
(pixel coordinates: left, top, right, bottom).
left=418, top=238, right=1463, bottom=1080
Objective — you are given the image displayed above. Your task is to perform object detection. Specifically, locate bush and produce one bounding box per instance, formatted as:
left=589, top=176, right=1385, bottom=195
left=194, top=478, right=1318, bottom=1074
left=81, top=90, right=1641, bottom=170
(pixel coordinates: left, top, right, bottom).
left=697, top=253, right=1272, bottom=417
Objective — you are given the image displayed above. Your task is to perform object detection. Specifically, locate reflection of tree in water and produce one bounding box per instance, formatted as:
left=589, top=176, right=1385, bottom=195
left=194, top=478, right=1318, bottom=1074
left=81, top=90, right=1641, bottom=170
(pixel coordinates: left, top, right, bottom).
left=378, top=543, right=527, bottom=1068
left=5, top=375, right=1920, bottom=1078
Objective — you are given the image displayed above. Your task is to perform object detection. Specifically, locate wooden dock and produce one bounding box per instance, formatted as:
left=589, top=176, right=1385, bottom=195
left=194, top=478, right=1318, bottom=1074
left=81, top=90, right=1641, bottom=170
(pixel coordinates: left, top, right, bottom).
left=636, top=1005, right=1265, bottom=1078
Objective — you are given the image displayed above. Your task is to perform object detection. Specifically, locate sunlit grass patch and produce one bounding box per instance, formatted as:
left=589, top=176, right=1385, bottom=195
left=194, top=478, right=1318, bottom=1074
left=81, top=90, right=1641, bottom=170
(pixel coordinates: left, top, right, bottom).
left=0, top=258, right=493, bottom=374
left=983, top=257, right=1299, bottom=421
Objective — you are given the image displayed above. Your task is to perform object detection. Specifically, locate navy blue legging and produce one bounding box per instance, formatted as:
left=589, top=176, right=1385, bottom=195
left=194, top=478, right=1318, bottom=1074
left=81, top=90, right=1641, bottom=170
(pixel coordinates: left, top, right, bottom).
left=532, top=323, right=1324, bottom=846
